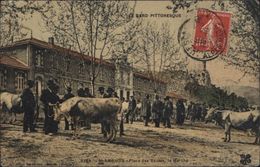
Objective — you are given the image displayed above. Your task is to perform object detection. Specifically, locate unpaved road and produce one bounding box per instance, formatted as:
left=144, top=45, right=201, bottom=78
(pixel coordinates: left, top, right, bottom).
left=0, top=120, right=259, bottom=166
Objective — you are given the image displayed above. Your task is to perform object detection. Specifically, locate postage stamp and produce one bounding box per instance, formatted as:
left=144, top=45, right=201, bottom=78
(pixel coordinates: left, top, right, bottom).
left=193, top=8, right=232, bottom=54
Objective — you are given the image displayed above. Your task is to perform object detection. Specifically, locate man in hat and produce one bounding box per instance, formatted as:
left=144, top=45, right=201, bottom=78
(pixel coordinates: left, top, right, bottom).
left=98, top=87, right=106, bottom=98
left=127, top=95, right=136, bottom=124
left=62, top=87, right=74, bottom=130
left=140, top=94, right=151, bottom=126
left=84, top=87, right=93, bottom=98
left=97, top=86, right=110, bottom=137
left=176, top=99, right=185, bottom=125
left=151, top=95, right=162, bottom=127
left=77, top=86, right=85, bottom=97
left=104, top=87, right=114, bottom=98
left=21, top=80, right=37, bottom=132
left=40, top=79, right=60, bottom=135
left=162, top=96, right=173, bottom=128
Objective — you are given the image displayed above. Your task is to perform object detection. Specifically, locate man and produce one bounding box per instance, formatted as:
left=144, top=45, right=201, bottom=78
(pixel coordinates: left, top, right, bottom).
left=151, top=95, right=162, bottom=127
left=62, top=87, right=74, bottom=130
left=84, top=87, right=93, bottom=98
left=119, top=97, right=127, bottom=136
left=162, top=96, right=173, bottom=128
left=98, top=87, right=109, bottom=137
left=77, top=85, right=85, bottom=97
left=105, top=87, right=113, bottom=98
left=127, top=95, right=136, bottom=124
left=97, top=87, right=106, bottom=98
left=176, top=99, right=185, bottom=125
left=40, top=80, right=60, bottom=135
left=21, top=80, right=37, bottom=133
left=140, top=94, right=151, bottom=126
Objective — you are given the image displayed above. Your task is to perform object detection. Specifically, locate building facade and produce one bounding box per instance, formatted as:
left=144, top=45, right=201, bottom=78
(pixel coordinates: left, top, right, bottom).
left=0, top=38, right=167, bottom=100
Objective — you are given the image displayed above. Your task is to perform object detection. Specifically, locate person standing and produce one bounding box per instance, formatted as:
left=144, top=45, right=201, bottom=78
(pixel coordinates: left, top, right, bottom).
left=98, top=87, right=110, bottom=137
left=176, top=99, right=185, bottom=125
left=77, top=85, right=85, bottom=97
left=97, top=87, right=106, bottom=98
left=104, top=87, right=114, bottom=98
left=141, top=95, right=151, bottom=126
left=162, top=96, right=173, bottom=128
left=119, top=97, right=127, bottom=136
left=84, top=87, right=93, bottom=98
left=40, top=80, right=60, bottom=135
left=127, top=95, right=136, bottom=124
left=62, top=87, right=74, bottom=130
left=21, top=80, right=37, bottom=133
left=151, top=95, right=162, bottom=127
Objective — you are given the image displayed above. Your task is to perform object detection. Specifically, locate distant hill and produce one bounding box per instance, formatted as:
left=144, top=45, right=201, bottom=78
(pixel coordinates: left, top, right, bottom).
left=221, top=85, right=260, bottom=105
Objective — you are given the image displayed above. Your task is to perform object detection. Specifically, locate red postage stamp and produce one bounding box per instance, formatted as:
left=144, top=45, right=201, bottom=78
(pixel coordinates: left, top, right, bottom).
left=193, top=8, right=231, bottom=54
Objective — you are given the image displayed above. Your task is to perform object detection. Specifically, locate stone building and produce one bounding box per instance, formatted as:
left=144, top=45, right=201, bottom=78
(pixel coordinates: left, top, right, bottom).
left=0, top=38, right=166, bottom=100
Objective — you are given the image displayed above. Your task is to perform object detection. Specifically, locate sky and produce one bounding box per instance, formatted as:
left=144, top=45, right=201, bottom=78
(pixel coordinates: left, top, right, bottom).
left=21, top=1, right=259, bottom=88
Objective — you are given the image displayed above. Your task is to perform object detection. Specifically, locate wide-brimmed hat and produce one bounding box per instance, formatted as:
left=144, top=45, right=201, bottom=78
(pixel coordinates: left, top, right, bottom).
left=27, top=80, right=35, bottom=87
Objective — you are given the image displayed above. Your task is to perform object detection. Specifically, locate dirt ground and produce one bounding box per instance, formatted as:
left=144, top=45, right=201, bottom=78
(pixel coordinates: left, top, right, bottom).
left=0, top=118, right=259, bottom=167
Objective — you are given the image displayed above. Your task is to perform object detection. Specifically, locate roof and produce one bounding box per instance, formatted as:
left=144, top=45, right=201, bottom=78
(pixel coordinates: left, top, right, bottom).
left=0, top=55, right=29, bottom=70
left=0, top=38, right=115, bottom=69
left=134, top=72, right=166, bottom=84
left=166, top=92, right=185, bottom=100
left=0, top=38, right=167, bottom=83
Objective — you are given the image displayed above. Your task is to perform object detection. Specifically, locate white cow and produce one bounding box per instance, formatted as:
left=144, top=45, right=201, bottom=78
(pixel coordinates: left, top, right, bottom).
left=0, top=92, right=23, bottom=123
left=52, top=97, right=122, bottom=142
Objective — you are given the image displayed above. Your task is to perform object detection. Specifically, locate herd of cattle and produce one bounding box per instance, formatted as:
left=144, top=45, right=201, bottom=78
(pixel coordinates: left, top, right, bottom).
left=0, top=92, right=259, bottom=144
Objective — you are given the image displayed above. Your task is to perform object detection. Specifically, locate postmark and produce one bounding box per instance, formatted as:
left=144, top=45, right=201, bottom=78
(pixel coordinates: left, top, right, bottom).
left=178, top=8, right=232, bottom=61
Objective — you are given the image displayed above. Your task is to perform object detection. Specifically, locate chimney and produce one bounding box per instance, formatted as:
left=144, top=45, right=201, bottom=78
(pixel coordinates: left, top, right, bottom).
left=48, top=37, right=54, bottom=45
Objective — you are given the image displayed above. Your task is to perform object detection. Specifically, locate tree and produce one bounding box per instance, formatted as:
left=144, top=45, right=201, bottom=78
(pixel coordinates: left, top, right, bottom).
left=0, top=0, right=47, bottom=46
left=133, top=22, right=187, bottom=93
left=40, top=1, right=137, bottom=95
left=167, top=0, right=259, bottom=77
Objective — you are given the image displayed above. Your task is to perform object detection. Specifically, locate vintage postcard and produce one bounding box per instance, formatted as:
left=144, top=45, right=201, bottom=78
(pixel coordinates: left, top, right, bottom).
left=0, top=0, right=259, bottom=166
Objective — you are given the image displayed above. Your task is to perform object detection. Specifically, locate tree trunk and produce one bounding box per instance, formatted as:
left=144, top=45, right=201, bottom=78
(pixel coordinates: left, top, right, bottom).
left=91, top=78, right=95, bottom=97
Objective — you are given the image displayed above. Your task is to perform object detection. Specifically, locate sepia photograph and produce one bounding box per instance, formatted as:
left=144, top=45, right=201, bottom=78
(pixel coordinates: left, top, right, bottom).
left=0, top=0, right=259, bottom=166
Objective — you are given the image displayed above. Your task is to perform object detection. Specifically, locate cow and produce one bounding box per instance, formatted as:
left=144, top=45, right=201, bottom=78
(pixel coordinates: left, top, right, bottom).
left=0, top=92, right=23, bottom=123
left=205, top=108, right=260, bottom=144
left=52, top=97, right=122, bottom=142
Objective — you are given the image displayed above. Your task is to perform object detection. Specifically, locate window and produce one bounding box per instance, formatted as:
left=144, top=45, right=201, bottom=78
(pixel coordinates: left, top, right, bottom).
left=64, top=57, right=70, bottom=72
left=120, top=71, right=124, bottom=84
left=100, top=67, right=104, bottom=81
left=35, top=50, right=44, bottom=67
left=0, top=70, right=5, bottom=88
left=127, top=72, right=131, bottom=85
left=79, top=62, right=84, bottom=74
left=16, top=72, right=25, bottom=90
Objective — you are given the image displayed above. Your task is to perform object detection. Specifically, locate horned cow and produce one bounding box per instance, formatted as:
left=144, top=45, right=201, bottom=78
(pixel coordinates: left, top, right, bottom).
left=205, top=108, right=260, bottom=144
left=52, top=97, right=121, bottom=142
left=0, top=92, right=23, bottom=123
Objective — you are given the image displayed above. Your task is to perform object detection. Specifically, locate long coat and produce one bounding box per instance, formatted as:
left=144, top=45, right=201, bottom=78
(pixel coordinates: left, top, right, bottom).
left=21, top=88, right=36, bottom=113
left=140, top=98, right=151, bottom=117
left=151, top=99, right=163, bottom=120
left=40, top=88, right=60, bottom=133
left=163, top=100, right=173, bottom=119
left=176, top=100, right=185, bottom=124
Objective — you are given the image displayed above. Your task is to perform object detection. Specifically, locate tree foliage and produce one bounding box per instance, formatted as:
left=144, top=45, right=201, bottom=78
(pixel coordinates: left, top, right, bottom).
left=0, top=0, right=47, bottom=46
left=40, top=1, right=137, bottom=95
left=168, top=0, right=259, bottom=77
left=133, top=22, right=187, bottom=92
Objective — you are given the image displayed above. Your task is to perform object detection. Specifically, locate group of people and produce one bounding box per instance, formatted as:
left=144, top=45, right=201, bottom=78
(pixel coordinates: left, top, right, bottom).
left=20, top=78, right=207, bottom=137
left=187, top=102, right=208, bottom=123
left=21, top=79, right=119, bottom=136
left=139, top=94, right=186, bottom=128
